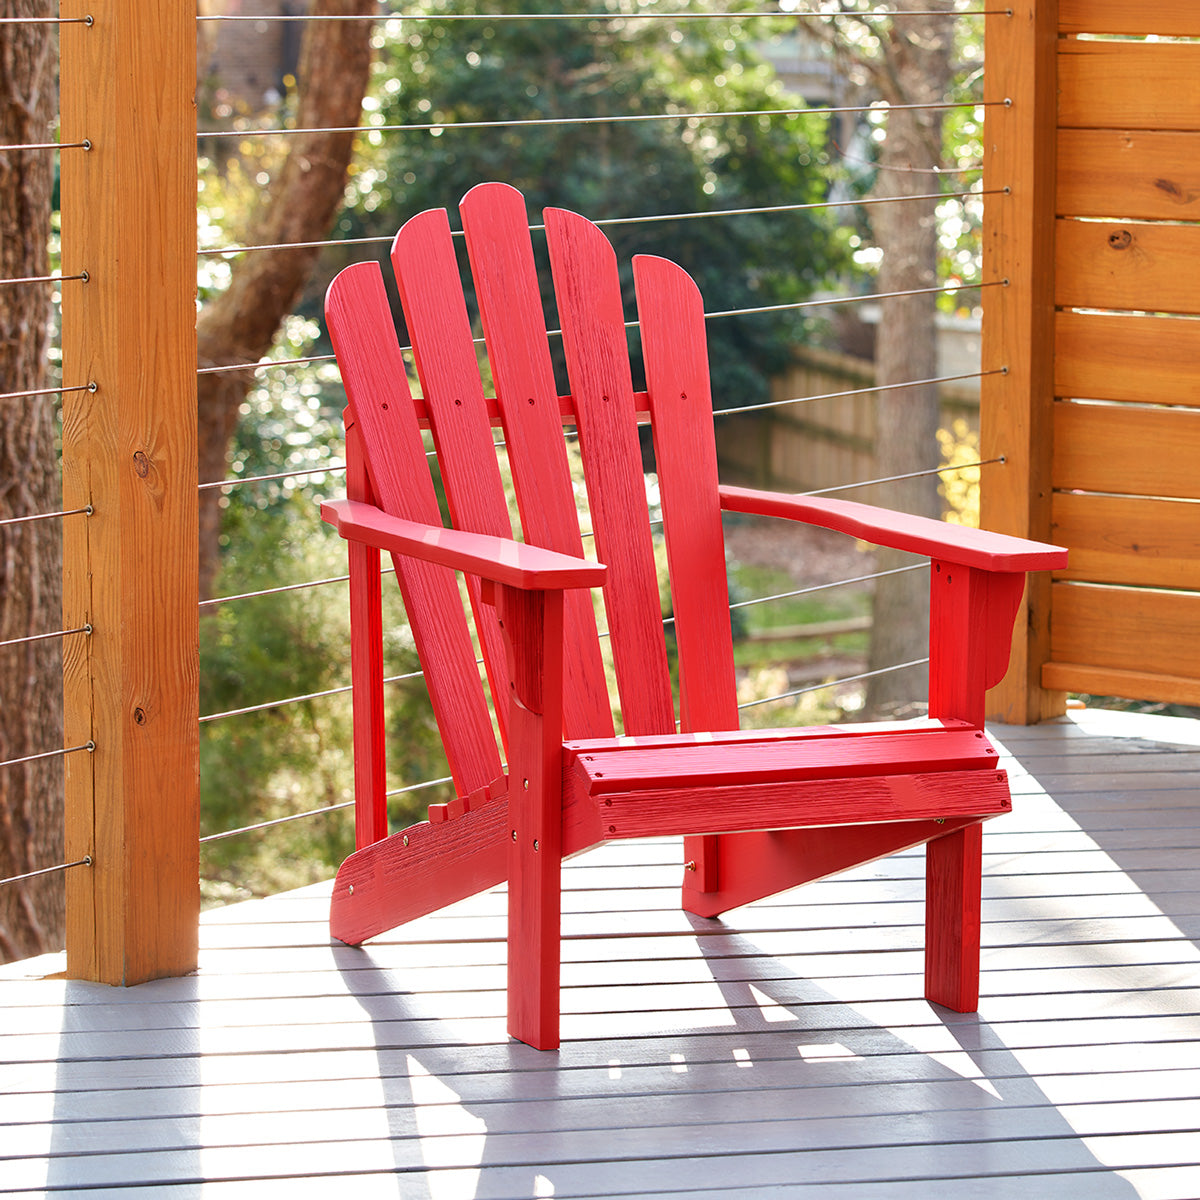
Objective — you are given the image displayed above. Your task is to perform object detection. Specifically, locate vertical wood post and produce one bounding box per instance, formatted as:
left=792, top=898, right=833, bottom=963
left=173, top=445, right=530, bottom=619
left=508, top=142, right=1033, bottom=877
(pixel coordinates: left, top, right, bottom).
left=980, top=0, right=1065, bottom=724
left=59, top=1, right=200, bottom=984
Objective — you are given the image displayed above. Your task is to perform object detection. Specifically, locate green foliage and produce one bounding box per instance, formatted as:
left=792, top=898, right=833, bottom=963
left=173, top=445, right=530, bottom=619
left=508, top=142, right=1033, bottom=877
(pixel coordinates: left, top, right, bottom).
left=323, top=0, right=845, bottom=410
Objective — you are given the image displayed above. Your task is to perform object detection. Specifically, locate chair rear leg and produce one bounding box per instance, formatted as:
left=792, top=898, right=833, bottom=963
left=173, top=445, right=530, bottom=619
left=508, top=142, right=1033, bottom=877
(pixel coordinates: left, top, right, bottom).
left=924, top=822, right=984, bottom=1012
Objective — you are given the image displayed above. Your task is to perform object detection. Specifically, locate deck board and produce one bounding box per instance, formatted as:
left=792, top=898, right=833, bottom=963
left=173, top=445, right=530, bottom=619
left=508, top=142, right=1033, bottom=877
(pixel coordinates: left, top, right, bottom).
left=2, top=710, right=1198, bottom=1198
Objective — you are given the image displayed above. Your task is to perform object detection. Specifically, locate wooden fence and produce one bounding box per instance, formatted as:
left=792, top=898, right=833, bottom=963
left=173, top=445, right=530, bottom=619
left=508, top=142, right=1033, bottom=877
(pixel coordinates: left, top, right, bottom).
left=719, top=345, right=980, bottom=500
left=982, top=0, right=1200, bottom=721
left=43, top=0, right=1200, bottom=983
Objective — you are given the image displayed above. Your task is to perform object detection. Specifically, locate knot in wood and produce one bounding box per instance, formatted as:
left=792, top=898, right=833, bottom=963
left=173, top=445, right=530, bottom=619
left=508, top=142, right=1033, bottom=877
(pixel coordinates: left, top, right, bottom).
left=1107, top=229, right=1132, bottom=250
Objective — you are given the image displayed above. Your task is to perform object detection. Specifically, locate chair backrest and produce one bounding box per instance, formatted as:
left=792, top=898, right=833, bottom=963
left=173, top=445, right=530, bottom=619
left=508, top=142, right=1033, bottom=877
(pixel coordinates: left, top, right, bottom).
left=325, top=182, right=740, bottom=795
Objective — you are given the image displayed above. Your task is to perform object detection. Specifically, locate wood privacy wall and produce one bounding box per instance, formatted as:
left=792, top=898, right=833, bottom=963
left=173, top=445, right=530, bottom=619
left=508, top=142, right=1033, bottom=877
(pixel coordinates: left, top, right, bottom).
left=983, top=0, right=1200, bottom=720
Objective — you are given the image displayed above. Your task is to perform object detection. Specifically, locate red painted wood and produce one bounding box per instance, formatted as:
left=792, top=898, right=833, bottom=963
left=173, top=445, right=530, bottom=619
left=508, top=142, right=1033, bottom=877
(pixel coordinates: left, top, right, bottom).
left=324, top=262, right=502, bottom=797
left=633, top=254, right=738, bottom=735
left=345, top=423, right=388, bottom=849
left=389, top=208, right=519, bottom=751
left=460, top=182, right=613, bottom=740
left=498, top=585, right=565, bottom=1050
left=567, top=726, right=998, bottom=794
left=323, top=185, right=1069, bottom=1046
left=925, top=822, right=984, bottom=1012
left=720, top=485, right=1069, bottom=572
left=577, top=770, right=1009, bottom=844
left=929, top=562, right=1027, bottom=728
left=680, top=818, right=985, bottom=919
left=321, top=499, right=606, bottom=592
left=330, top=798, right=509, bottom=946
left=544, top=207, right=676, bottom=737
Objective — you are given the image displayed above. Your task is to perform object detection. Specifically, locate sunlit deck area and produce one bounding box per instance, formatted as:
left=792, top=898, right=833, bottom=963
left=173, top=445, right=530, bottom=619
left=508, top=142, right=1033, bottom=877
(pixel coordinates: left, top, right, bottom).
left=3, top=708, right=1199, bottom=1199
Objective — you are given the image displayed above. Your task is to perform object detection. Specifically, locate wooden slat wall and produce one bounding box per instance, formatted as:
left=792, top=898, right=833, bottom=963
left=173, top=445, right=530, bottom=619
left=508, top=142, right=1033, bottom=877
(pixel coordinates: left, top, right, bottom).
left=1043, top=0, right=1200, bottom=708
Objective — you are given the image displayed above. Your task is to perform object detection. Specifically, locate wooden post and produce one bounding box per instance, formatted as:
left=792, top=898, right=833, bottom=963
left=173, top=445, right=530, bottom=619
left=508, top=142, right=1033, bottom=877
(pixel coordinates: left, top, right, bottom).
left=979, top=0, right=1066, bottom=724
left=59, top=1, right=200, bottom=984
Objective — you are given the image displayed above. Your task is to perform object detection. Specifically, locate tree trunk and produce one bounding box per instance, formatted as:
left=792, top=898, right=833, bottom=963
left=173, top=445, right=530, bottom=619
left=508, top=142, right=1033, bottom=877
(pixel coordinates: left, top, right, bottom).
left=197, top=0, right=374, bottom=600
left=863, top=2, right=956, bottom=718
left=0, top=0, right=63, bottom=962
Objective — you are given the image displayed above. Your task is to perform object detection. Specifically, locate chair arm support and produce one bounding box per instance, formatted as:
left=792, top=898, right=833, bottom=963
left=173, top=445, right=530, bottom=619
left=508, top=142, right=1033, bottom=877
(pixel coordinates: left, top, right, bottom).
left=719, top=485, right=1067, bottom=573
left=321, top=497, right=607, bottom=592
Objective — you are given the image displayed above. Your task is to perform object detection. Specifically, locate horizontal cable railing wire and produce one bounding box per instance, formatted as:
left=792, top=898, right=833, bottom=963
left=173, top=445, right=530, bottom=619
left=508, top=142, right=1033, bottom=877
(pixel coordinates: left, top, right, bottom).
left=198, top=98, right=996, bottom=142
left=200, top=667, right=423, bottom=724
left=0, top=270, right=88, bottom=287
left=0, top=857, right=93, bottom=891
left=0, top=14, right=92, bottom=23
left=803, top=456, right=1004, bottom=498
left=0, top=625, right=91, bottom=651
left=0, top=505, right=92, bottom=529
left=0, top=139, right=89, bottom=152
left=0, top=381, right=95, bottom=402
left=198, top=9, right=996, bottom=24
left=716, top=367, right=1004, bottom=419
left=0, top=741, right=95, bottom=771
left=199, top=187, right=993, bottom=258
left=199, top=774, right=454, bottom=844
left=199, top=462, right=348, bottom=492
left=738, top=657, right=930, bottom=711
left=196, top=274, right=994, bottom=378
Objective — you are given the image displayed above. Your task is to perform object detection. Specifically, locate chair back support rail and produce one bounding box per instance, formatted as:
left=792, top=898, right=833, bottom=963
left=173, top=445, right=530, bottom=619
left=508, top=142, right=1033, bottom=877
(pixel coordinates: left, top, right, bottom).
left=320, top=182, right=1067, bottom=1049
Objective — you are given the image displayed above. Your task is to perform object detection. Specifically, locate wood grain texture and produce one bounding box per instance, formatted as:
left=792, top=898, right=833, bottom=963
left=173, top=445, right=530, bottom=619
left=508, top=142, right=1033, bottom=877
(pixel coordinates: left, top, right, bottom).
left=500, top=586, right=566, bottom=1049
left=329, top=796, right=509, bottom=946
left=1057, top=130, right=1200, bottom=222
left=1056, top=219, right=1200, bottom=315
left=14, top=714, right=1195, bottom=1198
left=344, top=426, right=388, bottom=848
left=1058, top=40, right=1200, bottom=133
left=1051, top=493, right=1200, bottom=590
left=1059, top=0, right=1200, bottom=35
left=321, top=499, right=605, bottom=591
left=925, top=823, right=984, bottom=1012
left=978, top=0, right=1062, bottom=725
left=1052, top=401, right=1200, bottom=498
left=633, top=255, right=738, bottom=736
left=460, top=182, right=613, bottom=741
left=720, top=487, right=1066, bottom=573
left=389, top=207, right=518, bottom=751
left=59, top=0, right=200, bottom=985
left=1043, top=662, right=1200, bottom=708
left=1056, top=311, right=1200, bottom=405
left=569, top=771, right=1008, bottom=844
left=1050, top=582, right=1200, bottom=683
left=544, top=207, right=677, bottom=737
left=324, top=263, right=502, bottom=796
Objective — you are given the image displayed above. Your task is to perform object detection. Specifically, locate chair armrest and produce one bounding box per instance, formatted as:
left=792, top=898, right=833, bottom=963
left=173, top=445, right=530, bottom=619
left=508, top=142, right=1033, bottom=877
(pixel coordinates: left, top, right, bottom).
left=321, top=497, right=607, bottom=591
left=719, top=485, right=1067, bottom=573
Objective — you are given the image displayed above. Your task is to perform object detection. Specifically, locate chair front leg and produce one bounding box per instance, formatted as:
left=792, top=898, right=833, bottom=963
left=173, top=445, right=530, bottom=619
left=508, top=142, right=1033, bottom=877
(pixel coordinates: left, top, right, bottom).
left=494, top=583, right=566, bottom=1051
left=925, top=562, right=1024, bottom=1011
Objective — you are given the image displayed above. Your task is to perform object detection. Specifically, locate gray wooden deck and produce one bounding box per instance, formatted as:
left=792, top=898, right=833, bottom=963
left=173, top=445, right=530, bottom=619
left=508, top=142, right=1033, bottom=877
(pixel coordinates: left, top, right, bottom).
left=3, top=710, right=1199, bottom=1199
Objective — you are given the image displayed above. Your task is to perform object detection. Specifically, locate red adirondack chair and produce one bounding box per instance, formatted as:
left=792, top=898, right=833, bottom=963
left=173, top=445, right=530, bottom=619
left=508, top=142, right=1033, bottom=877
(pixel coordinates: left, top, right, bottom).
left=321, top=182, right=1067, bottom=1050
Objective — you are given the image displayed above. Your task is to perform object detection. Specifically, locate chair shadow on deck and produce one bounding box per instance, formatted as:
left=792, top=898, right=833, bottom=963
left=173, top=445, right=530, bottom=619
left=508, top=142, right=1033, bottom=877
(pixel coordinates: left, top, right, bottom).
left=336, top=891, right=1144, bottom=1200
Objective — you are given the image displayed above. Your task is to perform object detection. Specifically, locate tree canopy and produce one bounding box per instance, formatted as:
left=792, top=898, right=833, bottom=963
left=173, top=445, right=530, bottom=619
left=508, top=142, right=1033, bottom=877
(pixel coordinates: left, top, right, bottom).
left=331, top=0, right=846, bottom=409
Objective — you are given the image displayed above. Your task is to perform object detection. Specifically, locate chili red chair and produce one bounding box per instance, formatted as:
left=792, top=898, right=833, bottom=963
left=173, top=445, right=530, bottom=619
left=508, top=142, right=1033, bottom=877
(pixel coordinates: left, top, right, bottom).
left=321, top=182, right=1066, bottom=1049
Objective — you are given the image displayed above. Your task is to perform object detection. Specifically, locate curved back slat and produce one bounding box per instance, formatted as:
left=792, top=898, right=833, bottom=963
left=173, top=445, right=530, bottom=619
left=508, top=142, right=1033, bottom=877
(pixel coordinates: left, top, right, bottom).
left=325, top=262, right=503, bottom=794
left=460, top=182, right=614, bottom=739
left=544, top=208, right=677, bottom=737
left=389, top=208, right=515, bottom=750
left=633, top=254, right=738, bottom=733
